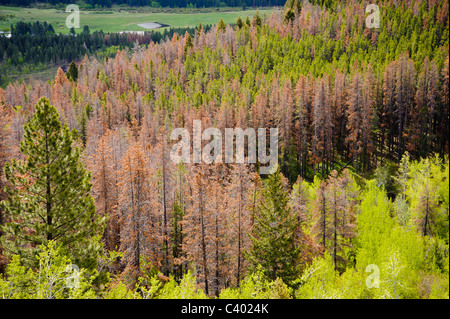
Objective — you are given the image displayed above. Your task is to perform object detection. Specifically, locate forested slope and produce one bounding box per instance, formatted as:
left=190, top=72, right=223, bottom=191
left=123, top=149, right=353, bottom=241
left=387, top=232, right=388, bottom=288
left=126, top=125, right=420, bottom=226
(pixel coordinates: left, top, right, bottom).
left=0, top=0, right=448, bottom=299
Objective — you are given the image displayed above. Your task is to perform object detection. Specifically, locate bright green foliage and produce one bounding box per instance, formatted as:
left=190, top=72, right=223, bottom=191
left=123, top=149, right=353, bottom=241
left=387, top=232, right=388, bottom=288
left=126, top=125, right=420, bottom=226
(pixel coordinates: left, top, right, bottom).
left=246, top=168, right=300, bottom=287
left=104, top=281, right=140, bottom=299
left=354, top=178, right=427, bottom=298
left=405, top=155, right=449, bottom=240
left=105, top=271, right=207, bottom=299
left=355, top=180, right=395, bottom=271
left=296, top=154, right=448, bottom=299
left=296, top=253, right=360, bottom=299
left=0, top=241, right=96, bottom=299
left=371, top=231, right=424, bottom=299
left=219, top=267, right=292, bottom=299
left=354, top=165, right=448, bottom=298
left=155, top=271, right=208, bottom=299
left=0, top=97, right=105, bottom=269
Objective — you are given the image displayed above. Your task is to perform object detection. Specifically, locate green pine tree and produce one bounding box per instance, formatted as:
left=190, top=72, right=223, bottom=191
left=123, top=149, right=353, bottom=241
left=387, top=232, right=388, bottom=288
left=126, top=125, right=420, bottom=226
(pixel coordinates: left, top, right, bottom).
left=66, top=61, right=78, bottom=82
left=217, top=18, right=226, bottom=33
left=236, top=17, right=243, bottom=29
left=253, top=10, right=262, bottom=27
left=184, top=33, right=193, bottom=58
left=246, top=168, right=300, bottom=287
left=245, top=16, right=251, bottom=27
left=0, top=97, right=105, bottom=269
left=284, top=9, right=295, bottom=23
left=197, top=22, right=203, bottom=35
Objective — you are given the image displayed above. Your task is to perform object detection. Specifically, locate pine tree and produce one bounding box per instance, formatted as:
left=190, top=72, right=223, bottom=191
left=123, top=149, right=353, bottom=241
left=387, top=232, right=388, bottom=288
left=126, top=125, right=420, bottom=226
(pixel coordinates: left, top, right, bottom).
left=66, top=61, right=78, bottom=82
left=149, top=132, right=174, bottom=276
left=89, top=130, right=119, bottom=252
left=394, top=54, right=416, bottom=162
left=246, top=168, right=300, bottom=286
left=294, top=74, right=311, bottom=179
left=346, top=71, right=364, bottom=173
left=312, top=76, right=332, bottom=177
left=407, top=158, right=440, bottom=237
left=172, top=162, right=188, bottom=283
left=218, top=19, right=226, bottom=33
left=326, top=170, right=357, bottom=272
left=118, top=141, right=152, bottom=285
left=227, top=163, right=254, bottom=287
left=440, top=58, right=449, bottom=155
left=0, top=102, right=11, bottom=274
left=383, top=61, right=396, bottom=156
left=184, top=32, right=193, bottom=58
left=172, top=200, right=184, bottom=282
left=312, top=179, right=330, bottom=250
left=290, top=176, right=317, bottom=270
left=333, top=70, right=347, bottom=161
left=208, top=178, right=228, bottom=297
left=0, top=97, right=105, bottom=269
left=312, top=170, right=358, bottom=271
left=183, top=166, right=212, bottom=295
left=278, top=78, right=294, bottom=180
left=236, top=17, right=244, bottom=29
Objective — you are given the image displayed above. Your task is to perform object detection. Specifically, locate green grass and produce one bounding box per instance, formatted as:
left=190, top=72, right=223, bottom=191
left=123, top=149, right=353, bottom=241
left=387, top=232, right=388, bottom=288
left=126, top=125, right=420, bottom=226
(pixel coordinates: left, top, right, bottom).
left=0, top=6, right=274, bottom=34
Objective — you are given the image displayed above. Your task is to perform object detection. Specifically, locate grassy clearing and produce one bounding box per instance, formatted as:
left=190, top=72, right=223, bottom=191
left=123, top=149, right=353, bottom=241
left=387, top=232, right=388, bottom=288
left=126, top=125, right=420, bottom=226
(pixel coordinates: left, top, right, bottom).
left=0, top=6, right=275, bottom=34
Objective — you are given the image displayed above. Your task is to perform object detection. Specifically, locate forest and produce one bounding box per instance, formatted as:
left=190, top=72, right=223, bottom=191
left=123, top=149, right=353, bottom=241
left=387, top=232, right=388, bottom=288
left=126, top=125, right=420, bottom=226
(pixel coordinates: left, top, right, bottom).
left=0, top=21, right=213, bottom=87
left=0, top=0, right=448, bottom=299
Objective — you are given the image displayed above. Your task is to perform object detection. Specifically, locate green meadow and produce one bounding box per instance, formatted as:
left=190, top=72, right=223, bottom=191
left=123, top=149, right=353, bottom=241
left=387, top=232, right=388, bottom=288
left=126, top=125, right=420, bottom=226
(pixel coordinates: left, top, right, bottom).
left=0, top=6, right=275, bottom=34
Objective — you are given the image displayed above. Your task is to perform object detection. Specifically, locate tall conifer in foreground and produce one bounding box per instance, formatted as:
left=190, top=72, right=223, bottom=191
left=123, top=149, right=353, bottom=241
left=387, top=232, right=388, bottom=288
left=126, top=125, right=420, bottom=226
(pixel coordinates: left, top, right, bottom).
left=246, top=168, right=300, bottom=286
left=0, top=97, right=105, bottom=268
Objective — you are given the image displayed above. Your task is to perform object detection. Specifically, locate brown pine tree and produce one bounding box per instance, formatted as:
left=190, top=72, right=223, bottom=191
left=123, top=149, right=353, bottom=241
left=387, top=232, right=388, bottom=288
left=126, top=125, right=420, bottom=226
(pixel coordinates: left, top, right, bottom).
left=89, top=130, right=119, bottom=252
left=294, top=74, right=311, bottom=178
left=333, top=70, right=347, bottom=160
left=118, top=141, right=152, bottom=285
left=361, top=65, right=375, bottom=172
left=312, top=180, right=330, bottom=252
left=290, top=176, right=318, bottom=270
left=209, top=178, right=228, bottom=297
left=312, top=170, right=358, bottom=272
left=326, top=170, right=357, bottom=272
left=277, top=78, right=294, bottom=177
left=312, top=76, right=332, bottom=177
left=346, top=71, right=364, bottom=173
left=183, top=166, right=212, bottom=295
left=227, top=163, right=254, bottom=287
left=383, top=61, right=396, bottom=156
left=0, top=101, right=11, bottom=274
left=148, top=130, right=175, bottom=276
left=394, top=53, right=416, bottom=161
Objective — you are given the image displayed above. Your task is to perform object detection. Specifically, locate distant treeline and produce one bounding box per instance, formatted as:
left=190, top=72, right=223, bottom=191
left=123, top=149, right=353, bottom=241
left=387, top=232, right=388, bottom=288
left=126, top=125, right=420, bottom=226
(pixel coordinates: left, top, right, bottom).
left=1, top=0, right=286, bottom=8
left=0, top=20, right=211, bottom=86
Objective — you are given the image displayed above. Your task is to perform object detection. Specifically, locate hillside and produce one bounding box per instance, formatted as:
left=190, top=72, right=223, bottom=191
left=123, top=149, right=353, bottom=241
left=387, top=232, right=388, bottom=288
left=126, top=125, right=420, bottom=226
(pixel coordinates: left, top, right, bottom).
left=0, top=0, right=448, bottom=300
